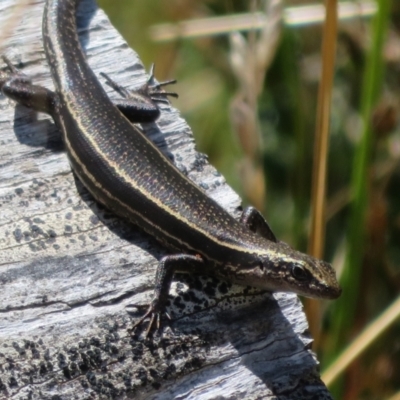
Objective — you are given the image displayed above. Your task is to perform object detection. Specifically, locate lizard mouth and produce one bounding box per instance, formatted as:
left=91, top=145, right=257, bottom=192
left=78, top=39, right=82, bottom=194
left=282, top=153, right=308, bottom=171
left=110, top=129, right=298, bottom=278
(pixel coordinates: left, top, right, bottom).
left=325, top=284, right=342, bottom=299
left=306, top=281, right=342, bottom=300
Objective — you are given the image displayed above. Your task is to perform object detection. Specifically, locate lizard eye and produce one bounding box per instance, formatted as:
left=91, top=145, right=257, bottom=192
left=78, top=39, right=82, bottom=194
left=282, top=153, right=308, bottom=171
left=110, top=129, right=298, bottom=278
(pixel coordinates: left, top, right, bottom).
left=291, top=265, right=310, bottom=281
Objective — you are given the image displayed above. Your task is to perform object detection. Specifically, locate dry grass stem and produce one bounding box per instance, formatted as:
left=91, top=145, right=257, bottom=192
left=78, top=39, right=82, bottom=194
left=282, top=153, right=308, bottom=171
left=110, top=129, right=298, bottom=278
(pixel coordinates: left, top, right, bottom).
left=228, top=0, right=282, bottom=210
left=305, top=0, right=338, bottom=346
left=149, top=1, right=376, bottom=42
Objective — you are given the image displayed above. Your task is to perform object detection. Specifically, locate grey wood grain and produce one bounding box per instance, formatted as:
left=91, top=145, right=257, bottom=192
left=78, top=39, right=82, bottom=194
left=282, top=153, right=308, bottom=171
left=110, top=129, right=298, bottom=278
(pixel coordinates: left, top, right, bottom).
left=0, top=0, right=333, bottom=399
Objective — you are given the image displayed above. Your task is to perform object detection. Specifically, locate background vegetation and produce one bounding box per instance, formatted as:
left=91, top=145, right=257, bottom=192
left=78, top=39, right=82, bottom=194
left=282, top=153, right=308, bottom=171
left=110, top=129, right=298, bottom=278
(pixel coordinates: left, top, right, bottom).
left=98, top=1, right=400, bottom=398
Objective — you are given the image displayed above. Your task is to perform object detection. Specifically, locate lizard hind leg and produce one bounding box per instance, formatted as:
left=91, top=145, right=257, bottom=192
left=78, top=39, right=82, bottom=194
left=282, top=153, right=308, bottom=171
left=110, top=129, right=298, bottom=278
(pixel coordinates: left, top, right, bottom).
left=100, top=64, right=177, bottom=123
left=0, top=55, right=57, bottom=115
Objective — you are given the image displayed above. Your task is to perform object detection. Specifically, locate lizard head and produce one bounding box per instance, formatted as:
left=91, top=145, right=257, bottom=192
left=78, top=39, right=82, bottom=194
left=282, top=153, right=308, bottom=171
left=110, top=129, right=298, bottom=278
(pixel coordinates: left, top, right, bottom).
left=234, top=241, right=342, bottom=299
left=277, top=254, right=342, bottom=300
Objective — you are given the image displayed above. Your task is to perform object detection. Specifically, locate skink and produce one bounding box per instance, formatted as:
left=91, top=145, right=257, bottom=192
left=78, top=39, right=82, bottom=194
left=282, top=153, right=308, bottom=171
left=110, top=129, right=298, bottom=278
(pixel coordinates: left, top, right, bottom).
left=0, top=0, right=341, bottom=334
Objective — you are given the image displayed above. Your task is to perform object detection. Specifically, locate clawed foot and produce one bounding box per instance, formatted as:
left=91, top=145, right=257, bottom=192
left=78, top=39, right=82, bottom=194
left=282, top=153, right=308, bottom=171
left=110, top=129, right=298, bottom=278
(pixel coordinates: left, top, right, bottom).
left=100, top=63, right=177, bottom=106
left=143, top=63, right=178, bottom=104
left=0, top=55, right=28, bottom=88
left=129, top=302, right=171, bottom=338
left=2, top=55, right=18, bottom=73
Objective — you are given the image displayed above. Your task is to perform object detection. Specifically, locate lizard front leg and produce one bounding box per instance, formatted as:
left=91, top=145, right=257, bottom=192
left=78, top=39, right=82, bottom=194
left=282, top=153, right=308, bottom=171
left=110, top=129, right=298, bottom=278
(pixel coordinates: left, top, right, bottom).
left=240, top=206, right=277, bottom=243
left=130, top=253, right=204, bottom=337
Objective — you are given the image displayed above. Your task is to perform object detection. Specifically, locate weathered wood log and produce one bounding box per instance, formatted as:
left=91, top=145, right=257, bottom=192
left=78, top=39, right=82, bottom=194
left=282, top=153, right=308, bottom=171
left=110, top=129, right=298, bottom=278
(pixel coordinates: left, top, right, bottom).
left=0, top=0, right=333, bottom=398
